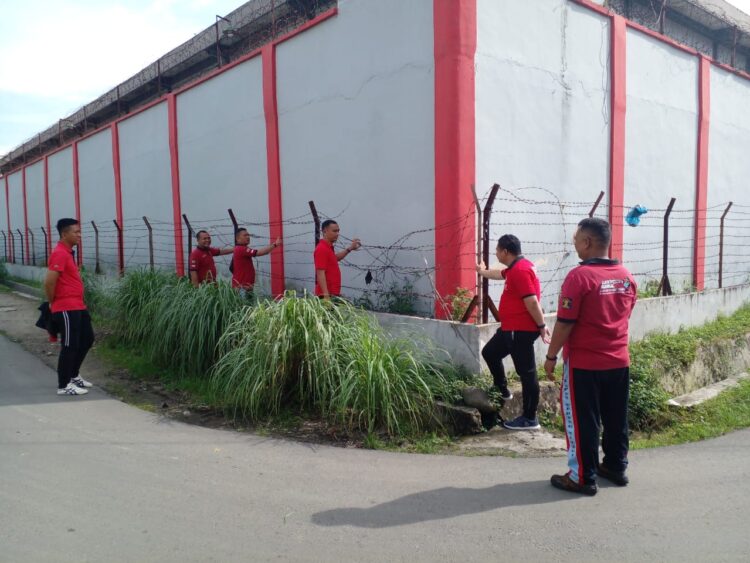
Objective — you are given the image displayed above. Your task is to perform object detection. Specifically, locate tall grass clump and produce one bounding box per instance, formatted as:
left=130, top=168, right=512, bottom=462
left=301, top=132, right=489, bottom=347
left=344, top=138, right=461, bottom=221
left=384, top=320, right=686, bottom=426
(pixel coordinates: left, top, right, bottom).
left=112, top=269, right=179, bottom=346
left=210, top=293, right=451, bottom=436
left=148, top=278, right=246, bottom=378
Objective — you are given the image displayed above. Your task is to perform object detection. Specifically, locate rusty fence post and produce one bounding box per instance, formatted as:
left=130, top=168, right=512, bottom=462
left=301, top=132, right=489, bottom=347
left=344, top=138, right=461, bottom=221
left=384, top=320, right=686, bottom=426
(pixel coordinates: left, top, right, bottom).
left=227, top=208, right=238, bottom=232
left=16, top=229, right=25, bottom=265
left=718, top=201, right=733, bottom=289
left=41, top=227, right=48, bottom=266
left=182, top=214, right=194, bottom=267
left=113, top=219, right=124, bottom=276
left=1, top=230, right=6, bottom=262
left=589, top=190, right=605, bottom=218
left=143, top=216, right=154, bottom=270
left=481, top=184, right=501, bottom=324
left=308, top=201, right=320, bottom=246
left=90, top=222, right=101, bottom=274
left=657, top=197, right=676, bottom=297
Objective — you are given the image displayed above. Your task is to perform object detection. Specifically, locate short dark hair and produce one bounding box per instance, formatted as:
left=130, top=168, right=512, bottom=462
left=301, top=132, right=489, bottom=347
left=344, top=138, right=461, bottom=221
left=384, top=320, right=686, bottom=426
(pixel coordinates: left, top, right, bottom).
left=577, top=218, right=611, bottom=247
left=195, top=230, right=209, bottom=241
left=56, top=218, right=79, bottom=236
left=234, top=227, right=248, bottom=240
left=497, top=234, right=521, bottom=255
left=321, top=219, right=338, bottom=231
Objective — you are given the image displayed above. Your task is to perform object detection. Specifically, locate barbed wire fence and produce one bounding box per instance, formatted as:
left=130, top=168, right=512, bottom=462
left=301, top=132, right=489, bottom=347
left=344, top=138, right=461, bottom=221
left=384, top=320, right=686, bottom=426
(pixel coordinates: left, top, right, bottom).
left=3, top=185, right=748, bottom=321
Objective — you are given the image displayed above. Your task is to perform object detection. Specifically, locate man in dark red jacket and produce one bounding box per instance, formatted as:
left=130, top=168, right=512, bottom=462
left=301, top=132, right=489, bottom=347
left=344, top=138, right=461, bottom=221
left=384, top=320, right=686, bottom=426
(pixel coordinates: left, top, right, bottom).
left=545, top=218, right=637, bottom=496
left=43, top=218, right=94, bottom=396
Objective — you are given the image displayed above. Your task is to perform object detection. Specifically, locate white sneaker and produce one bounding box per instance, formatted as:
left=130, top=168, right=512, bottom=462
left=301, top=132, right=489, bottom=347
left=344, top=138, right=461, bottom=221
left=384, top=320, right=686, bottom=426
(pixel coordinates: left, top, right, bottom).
left=71, top=375, right=93, bottom=388
left=57, top=382, right=89, bottom=396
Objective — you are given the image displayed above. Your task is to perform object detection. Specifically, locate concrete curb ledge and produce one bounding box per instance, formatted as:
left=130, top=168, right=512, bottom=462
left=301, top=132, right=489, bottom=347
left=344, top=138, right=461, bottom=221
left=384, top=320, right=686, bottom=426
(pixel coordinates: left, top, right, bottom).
left=2, top=280, right=43, bottom=300
left=668, top=373, right=750, bottom=408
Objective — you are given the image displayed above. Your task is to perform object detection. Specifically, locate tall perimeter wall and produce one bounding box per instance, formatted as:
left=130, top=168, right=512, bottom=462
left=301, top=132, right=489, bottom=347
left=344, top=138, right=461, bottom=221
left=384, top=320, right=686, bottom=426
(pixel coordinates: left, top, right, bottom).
left=3, top=0, right=750, bottom=315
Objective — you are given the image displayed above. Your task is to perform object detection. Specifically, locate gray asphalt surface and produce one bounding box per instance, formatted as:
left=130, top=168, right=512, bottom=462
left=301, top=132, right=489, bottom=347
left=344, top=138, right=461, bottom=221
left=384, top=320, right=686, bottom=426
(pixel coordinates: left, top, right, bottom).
left=1, top=334, right=749, bottom=562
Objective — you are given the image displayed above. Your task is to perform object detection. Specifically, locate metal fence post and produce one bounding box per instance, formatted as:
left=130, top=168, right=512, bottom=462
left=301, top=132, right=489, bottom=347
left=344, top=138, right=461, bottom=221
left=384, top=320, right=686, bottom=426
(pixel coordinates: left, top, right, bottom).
left=657, top=197, right=676, bottom=296
left=718, top=201, right=733, bottom=289
left=228, top=208, right=238, bottom=232
left=28, top=229, right=36, bottom=266
left=143, top=216, right=154, bottom=270
left=16, top=229, right=25, bottom=265
left=1, top=230, right=6, bottom=262
left=589, top=191, right=605, bottom=218
left=41, top=227, right=48, bottom=266
left=308, top=201, right=320, bottom=246
left=481, top=184, right=500, bottom=324
left=90, top=222, right=101, bottom=274
left=182, top=214, right=194, bottom=274
left=113, top=219, right=124, bottom=276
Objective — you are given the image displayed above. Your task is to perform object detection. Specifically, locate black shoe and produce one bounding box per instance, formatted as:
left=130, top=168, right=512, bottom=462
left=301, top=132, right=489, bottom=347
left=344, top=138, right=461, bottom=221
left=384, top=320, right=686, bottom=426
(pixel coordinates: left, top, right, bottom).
left=498, top=387, right=513, bottom=401
left=550, top=474, right=597, bottom=496
left=597, top=465, right=629, bottom=486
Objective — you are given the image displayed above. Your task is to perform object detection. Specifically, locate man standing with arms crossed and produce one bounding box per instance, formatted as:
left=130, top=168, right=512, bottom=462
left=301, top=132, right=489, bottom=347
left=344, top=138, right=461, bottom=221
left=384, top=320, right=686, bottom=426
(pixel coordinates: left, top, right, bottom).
left=44, top=218, right=94, bottom=396
left=545, top=218, right=637, bottom=496
left=314, top=220, right=361, bottom=299
left=477, top=234, right=550, bottom=430
left=189, top=230, right=233, bottom=287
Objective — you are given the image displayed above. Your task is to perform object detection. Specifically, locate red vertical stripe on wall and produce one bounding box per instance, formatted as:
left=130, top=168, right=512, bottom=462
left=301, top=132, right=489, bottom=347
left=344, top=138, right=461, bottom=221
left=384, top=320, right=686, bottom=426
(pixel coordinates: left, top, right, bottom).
left=72, top=142, right=83, bottom=265
left=167, top=94, right=185, bottom=277
left=111, top=123, right=125, bottom=274
left=609, top=15, right=627, bottom=261
left=693, top=57, right=710, bottom=291
left=262, top=45, right=286, bottom=297
left=22, top=168, right=29, bottom=264
left=433, top=0, right=477, bottom=318
left=44, top=156, right=51, bottom=256
left=4, top=176, right=11, bottom=262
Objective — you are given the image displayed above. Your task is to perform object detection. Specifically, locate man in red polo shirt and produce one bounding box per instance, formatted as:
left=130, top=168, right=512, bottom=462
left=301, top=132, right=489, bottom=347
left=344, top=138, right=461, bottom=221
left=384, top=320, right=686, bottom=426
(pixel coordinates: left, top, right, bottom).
left=43, top=218, right=94, bottom=396
left=189, top=230, right=233, bottom=287
left=314, top=219, right=361, bottom=299
left=231, top=227, right=281, bottom=294
left=545, top=218, right=637, bottom=496
left=477, top=234, right=550, bottom=429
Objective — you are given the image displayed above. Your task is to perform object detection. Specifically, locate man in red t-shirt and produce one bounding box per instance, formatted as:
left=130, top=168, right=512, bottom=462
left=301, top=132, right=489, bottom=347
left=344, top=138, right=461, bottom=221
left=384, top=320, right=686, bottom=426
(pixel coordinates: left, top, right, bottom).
left=545, top=218, right=637, bottom=496
left=231, top=227, right=281, bottom=294
left=189, top=230, right=233, bottom=287
left=43, top=218, right=94, bottom=396
left=477, top=234, right=550, bottom=429
left=314, top=220, right=361, bottom=299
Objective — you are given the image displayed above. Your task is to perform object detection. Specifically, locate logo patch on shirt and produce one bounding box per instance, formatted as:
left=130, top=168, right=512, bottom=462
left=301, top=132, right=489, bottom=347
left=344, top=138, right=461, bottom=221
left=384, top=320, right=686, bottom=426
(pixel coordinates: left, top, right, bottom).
left=561, top=297, right=573, bottom=309
left=600, top=278, right=631, bottom=295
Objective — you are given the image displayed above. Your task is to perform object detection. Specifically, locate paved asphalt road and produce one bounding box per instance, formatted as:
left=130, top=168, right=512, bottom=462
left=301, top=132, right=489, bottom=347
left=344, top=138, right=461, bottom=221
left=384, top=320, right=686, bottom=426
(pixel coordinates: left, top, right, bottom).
left=1, top=334, right=749, bottom=562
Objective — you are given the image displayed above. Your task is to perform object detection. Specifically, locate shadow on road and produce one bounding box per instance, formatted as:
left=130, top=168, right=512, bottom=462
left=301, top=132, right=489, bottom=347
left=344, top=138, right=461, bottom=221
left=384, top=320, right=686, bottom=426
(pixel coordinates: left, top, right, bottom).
left=312, top=480, right=572, bottom=528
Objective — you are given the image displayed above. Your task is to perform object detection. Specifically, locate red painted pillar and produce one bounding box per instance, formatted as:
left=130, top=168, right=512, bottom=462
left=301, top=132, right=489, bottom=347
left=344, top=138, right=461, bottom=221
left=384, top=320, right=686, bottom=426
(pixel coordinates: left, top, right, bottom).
left=167, top=94, right=185, bottom=277
left=693, top=56, right=710, bottom=291
left=44, top=156, right=52, bottom=256
left=433, top=0, right=477, bottom=318
left=262, top=45, right=286, bottom=297
left=609, top=15, right=627, bottom=261
left=111, top=123, right=125, bottom=274
left=72, top=142, right=83, bottom=266
left=22, top=167, right=29, bottom=264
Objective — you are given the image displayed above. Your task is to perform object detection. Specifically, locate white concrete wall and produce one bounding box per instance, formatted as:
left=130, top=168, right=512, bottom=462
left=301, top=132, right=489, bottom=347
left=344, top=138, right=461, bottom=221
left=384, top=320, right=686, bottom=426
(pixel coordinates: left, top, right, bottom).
left=624, top=30, right=698, bottom=292
left=276, top=0, right=435, bottom=311
left=47, top=148, right=76, bottom=228
left=24, top=161, right=46, bottom=265
left=476, top=0, right=611, bottom=313
left=7, top=171, right=24, bottom=263
left=705, top=66, right=750, bottom=289
left=78, top=129, right=118, bottom=274
left=118, top=103, right=175, bottom=272
left=177, top=58, right=270, bottom=290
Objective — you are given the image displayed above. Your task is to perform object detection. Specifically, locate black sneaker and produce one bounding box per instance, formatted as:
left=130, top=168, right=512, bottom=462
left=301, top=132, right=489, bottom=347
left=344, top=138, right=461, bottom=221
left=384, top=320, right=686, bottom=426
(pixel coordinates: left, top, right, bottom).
left=550, top=474, right=597, bottom=496
left=597, top=465, right=629, bottom=486
left=498, top=387, right=513, bottom=401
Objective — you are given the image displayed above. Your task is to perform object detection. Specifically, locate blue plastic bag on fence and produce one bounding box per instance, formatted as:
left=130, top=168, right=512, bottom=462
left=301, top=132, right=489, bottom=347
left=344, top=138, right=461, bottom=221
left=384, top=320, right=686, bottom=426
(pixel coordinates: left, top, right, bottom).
left=626, top=205, right=648, bottom=227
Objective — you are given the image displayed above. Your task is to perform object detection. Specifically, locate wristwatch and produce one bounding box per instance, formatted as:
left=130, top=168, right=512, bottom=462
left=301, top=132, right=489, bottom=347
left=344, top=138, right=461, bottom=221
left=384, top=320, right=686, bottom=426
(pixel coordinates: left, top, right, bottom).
left=545, top=355, right=557, bottom=362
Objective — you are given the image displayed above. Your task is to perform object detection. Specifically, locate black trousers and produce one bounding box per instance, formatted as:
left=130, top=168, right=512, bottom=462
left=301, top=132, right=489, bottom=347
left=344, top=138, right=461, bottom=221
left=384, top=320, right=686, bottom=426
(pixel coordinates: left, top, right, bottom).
left=561, top=364, right=630, bottom=485
left=481, top=330, right=540, bottom=419
left=52, top=309, right=95, bottom=389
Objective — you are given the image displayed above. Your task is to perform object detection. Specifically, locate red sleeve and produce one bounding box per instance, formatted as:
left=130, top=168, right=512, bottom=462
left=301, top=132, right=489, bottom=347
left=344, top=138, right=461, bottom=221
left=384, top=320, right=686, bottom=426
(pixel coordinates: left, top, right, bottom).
left=314, top=245, right=327, bottom=270
left=247, top=248, right=258, bottom=257
left=210, top=247, right=221, bottom=256
left=188, top=250, right=199, bottom=272
left=48, top=251, right=65, bottom=272
left=557, top=270, right=584, bottom=321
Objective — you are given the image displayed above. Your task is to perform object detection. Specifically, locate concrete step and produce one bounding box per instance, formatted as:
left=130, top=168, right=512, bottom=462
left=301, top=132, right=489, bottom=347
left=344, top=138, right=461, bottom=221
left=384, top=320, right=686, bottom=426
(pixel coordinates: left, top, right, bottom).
left=667, top=372, right=750, bottom=408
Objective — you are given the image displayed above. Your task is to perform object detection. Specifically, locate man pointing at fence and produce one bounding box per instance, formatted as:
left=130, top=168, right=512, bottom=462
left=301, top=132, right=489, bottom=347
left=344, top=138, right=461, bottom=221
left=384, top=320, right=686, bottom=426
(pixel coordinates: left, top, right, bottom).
left=545, top=218, right=637, bottom=496
left=314, top=220, right=361, bottom=299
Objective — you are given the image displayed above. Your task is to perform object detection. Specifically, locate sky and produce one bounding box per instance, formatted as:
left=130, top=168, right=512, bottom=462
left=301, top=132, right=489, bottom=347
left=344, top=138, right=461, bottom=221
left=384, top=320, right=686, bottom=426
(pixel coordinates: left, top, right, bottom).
left=1, top=0, right=750, bottom=159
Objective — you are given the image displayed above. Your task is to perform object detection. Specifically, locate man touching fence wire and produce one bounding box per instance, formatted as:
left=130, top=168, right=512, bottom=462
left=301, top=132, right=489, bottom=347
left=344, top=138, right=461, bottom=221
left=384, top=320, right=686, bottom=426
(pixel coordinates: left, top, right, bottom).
left=477, top=234, right=550, bottom=430
left=231, top=227, right=281, bottom=296
left=44, top=218, right=94, bottom=396
left=314, top=219, right=361, bottom=299
left=189, top=230, right=232, bottom=287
